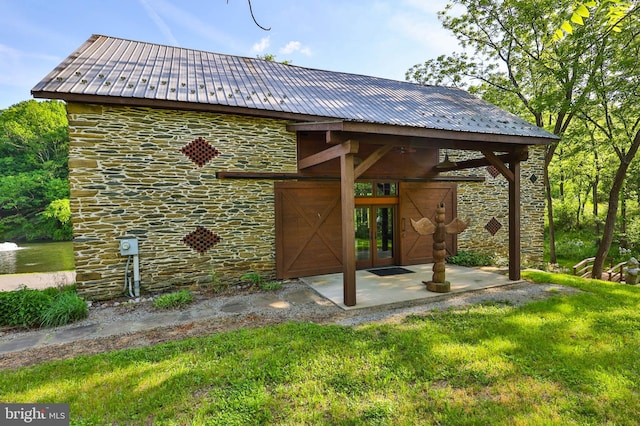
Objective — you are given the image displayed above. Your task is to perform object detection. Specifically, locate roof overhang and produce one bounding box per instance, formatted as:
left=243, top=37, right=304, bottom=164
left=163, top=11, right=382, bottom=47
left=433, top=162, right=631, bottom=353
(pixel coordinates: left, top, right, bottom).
left=287, top=120, right=556, bottom=152
left=30, top=91, right=336, bottom=124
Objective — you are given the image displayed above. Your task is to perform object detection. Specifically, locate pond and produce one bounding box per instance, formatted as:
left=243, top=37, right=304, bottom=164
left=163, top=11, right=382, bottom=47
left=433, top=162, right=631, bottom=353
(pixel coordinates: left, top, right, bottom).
left=0, top=241, right=75, bottom=274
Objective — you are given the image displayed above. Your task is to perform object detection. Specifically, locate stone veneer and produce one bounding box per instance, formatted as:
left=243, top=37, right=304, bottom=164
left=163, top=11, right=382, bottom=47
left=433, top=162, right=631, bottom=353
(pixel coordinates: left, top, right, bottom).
left=453, top=145, right=546, bottom=267
left=67, top=103, right=297, bottom=300
left=67, top=102, right=546, bottom=300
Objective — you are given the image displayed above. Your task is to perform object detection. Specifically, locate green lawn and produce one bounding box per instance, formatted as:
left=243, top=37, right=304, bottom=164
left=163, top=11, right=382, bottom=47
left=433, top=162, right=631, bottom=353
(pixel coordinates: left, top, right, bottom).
left=2, top=272, right=640, bottom=425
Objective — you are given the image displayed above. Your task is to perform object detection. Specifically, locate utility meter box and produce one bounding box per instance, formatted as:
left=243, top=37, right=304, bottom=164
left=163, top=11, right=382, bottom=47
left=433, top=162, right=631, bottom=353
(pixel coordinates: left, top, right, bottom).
left=119, top=238, right=139, bottom=256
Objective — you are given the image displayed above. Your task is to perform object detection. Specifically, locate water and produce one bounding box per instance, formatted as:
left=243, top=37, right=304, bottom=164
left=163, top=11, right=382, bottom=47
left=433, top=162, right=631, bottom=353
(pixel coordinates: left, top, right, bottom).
left=0, top=241, right=75, bottom=274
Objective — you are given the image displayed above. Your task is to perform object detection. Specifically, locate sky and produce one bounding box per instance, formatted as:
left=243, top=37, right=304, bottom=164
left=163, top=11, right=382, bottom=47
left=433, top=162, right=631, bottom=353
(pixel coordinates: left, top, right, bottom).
left=0, top=0, right=461, bottom=110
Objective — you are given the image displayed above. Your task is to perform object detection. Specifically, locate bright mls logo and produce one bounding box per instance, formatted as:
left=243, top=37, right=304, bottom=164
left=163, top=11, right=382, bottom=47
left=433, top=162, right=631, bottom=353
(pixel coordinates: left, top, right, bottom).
left=1, top=404, right=69, bottom=425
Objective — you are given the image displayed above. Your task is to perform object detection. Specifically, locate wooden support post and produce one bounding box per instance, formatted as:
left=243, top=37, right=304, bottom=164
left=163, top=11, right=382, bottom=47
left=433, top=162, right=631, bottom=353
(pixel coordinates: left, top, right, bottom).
left=509, top=160, right=521, bottom=280
left=341, top=151, right=357, bottom=306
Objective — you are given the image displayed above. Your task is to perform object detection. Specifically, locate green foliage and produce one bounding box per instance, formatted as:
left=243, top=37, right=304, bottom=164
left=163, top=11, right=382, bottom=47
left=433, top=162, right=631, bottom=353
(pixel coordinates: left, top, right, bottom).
left=239, top=272, right=283, bottom=291
left=259, top=280, right=282, bottom=291
left=40, top=290, right=88, bottom=328
left=40, top=199, right=73, bottom=241
left=152, top=290, right=194, bottom=310
left=0, top=100, right=70, bottom=241
left=201, top=269, right=231, bottom=293
left=240, top=272, right=264, bottom=287
left=554, top=1, right=635, bottom=40
left=0, top=285, right=85, bottom=329
left=447, top=250, right=494, bottom=266
left=0, top=287, right=52, bottom=328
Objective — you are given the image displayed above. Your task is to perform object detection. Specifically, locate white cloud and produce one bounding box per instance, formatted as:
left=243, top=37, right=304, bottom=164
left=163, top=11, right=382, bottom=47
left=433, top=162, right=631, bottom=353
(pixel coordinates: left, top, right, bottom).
left=252, top=36, right=271, bottom=53
left=279, top=41, right=312, bottom=56
left=139, top=0, right=179, bottom=46
left=148, top=0, right=245, bottom=52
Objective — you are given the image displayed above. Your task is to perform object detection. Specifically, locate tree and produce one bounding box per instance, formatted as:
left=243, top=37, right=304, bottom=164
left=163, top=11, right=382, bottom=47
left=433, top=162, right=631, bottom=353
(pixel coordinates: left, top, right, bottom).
left=0, top=100, right=70, bottom=241
left=406, top=0, right=634, bottom=265
left=580, top=18, right=640, bottom=277
left=554, top=1, right=635, bottom=40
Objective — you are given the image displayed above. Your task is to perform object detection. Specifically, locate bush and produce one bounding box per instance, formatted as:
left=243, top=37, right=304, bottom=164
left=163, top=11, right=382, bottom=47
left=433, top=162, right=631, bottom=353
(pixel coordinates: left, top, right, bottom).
left=153, top=290, right=194, bottom=310
left=40, top=290, right=88, bottom=328
left=0, top=287, right=52, bottom=328
left=0, top=286, right=86, bottom=329
left=447, top=251, right=494, bottom=267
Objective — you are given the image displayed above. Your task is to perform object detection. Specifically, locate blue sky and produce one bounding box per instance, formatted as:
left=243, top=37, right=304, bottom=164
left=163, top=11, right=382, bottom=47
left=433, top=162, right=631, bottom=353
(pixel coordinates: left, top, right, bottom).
left=0, top=0, right=460, bottom=110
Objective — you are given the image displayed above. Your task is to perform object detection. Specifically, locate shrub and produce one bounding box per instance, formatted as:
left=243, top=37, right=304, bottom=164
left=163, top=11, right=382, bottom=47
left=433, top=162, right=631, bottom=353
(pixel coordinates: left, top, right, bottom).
left=240, top=272, right=264, bottom=288
left=447, top=250, right=494, bottom=267
left=40, top=290, right=88, bottom=328
left=0, top=287, right=52, bottom=328
left=153, top=290, right=194, bottom=310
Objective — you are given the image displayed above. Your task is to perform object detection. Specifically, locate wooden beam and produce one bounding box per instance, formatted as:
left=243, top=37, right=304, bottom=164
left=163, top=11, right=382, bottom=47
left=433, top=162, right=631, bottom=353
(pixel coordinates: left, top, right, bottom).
left=509, top=160, right=521, bottom=280
left=298, top=140, right=359, bottom=170
left=354, top=145, right=394, bottom=179
left=432, top=149, right=527, bottom=174
left=482, top=150, right=515, bottom=182
left=217, top=172, right=306, bottom=179
left=216, top=171, right=485, bottom=182
left=341, top=152, right=357, bottom=306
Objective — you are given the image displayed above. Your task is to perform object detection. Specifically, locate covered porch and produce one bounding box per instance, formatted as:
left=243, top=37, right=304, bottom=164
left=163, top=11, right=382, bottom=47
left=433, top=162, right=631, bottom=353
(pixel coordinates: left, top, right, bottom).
left=302, top=264, right=520, bottom=310
left=285, top=120, right=551, bottom=307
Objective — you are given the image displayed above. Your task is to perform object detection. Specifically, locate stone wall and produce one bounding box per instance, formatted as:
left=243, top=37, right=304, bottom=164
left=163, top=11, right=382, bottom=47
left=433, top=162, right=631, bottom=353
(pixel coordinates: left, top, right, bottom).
left=67, top=102, right=546, bottom=300
left=67, top=103, right=297, bottom=300
left=454, top=145, right=546, bottom=267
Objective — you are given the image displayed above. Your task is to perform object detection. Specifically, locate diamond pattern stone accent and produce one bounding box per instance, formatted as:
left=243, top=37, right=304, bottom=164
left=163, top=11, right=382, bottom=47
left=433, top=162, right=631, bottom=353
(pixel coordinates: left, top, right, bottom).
left=530, top=174, right=538, bottom=183
left=487, top=165, right=500, bottom=178
left=485, top=217, right=502, bottom=236
left=182, top=226, right=222, bottom=253
left=180, top=137, right=220, bottom=167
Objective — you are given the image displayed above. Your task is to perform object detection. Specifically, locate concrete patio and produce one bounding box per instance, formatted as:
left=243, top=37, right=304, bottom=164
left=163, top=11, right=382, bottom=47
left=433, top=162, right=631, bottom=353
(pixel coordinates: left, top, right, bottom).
left=302, top=264, right=521, bottom=310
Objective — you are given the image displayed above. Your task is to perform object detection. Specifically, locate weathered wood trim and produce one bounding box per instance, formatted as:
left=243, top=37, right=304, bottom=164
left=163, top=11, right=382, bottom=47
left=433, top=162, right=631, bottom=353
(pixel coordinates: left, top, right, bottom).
left=434, top=149, right=527, bottom=174
left=482, top=150, right=515, bottom=182
left=298, top=140, right=359, bottom=169
left=215, top=171, right=485, bottom=182
left=354, top=145, right=394, bottom=179
left=341, top=153, right=357, bottom=306
left=287, top=121, right=556, bottom=145
left=509, top=160, right=521, bottom=280
left=354, top=197, right=399, bottom=206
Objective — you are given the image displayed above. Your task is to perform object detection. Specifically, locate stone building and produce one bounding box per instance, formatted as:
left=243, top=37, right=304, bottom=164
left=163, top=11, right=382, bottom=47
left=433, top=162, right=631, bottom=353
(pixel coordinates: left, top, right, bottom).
left=32, top=35, right=556, bottom=304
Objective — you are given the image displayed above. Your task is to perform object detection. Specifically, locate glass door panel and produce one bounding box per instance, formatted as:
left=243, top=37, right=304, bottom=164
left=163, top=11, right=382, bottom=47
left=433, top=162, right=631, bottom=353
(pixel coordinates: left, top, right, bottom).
left=355, top=205, right=395, bottom=268
left=375, top=207, right=393, bottom=264
left=355, top=207, right=371, bottom=265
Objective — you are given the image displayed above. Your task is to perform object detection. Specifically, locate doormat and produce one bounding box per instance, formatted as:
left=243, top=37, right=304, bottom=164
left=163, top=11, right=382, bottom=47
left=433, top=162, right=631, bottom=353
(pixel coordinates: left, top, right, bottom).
left=367, top=267, right=415, bottom=277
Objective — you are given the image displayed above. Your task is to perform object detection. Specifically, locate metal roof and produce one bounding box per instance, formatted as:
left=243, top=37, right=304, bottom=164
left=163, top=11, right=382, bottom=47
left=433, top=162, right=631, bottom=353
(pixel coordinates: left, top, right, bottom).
left=32, top=34, right=557, bottom=142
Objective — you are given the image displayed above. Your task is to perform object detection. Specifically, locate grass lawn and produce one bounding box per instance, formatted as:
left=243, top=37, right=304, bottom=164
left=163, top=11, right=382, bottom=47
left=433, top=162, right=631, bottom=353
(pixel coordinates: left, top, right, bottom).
left=2, top=272, right=640, bottom=425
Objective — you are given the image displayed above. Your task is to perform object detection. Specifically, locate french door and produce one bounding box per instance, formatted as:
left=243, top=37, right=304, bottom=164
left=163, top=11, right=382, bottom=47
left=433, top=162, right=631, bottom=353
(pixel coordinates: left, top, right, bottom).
left=355, top=205, right=396, bottom=269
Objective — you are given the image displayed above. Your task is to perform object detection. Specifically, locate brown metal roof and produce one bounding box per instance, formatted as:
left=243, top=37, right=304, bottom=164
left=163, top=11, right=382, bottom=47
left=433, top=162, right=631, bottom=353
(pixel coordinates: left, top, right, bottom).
left=32, top=34, right=557, bottom=142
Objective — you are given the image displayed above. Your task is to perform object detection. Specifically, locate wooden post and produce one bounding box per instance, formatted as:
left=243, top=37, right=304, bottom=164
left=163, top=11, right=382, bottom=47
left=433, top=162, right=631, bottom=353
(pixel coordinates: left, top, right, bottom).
left=509, top=159, right=521, bottom=280
left=341, top=150, right=357, bottom=306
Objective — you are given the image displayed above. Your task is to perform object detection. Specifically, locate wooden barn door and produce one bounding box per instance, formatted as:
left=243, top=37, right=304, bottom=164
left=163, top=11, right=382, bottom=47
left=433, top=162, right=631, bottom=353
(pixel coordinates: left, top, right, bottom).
left=399, top=182, right=457, bottom=265
left=275, top=182, right=342, bottom=279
